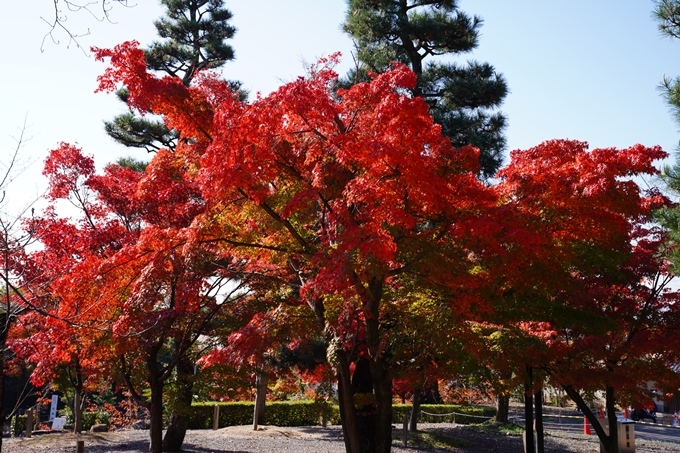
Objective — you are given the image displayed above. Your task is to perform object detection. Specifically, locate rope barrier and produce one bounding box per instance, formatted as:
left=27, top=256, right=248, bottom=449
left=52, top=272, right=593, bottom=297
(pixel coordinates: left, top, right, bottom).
left=541, top=414, right=585, bottom=420
left=420, top=410, right=494, bottom=419
left=523, top=413, right=680, bottom=429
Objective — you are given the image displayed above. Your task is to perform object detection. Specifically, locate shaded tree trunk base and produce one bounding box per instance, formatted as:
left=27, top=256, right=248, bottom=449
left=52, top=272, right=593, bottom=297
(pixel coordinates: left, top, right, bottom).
left=496, top=394, right=509, bottom=423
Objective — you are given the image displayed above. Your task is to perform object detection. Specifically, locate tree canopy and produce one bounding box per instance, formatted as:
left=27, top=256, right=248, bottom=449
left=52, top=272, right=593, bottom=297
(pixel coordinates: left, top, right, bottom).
left=342, top=0, right=508, bottom=179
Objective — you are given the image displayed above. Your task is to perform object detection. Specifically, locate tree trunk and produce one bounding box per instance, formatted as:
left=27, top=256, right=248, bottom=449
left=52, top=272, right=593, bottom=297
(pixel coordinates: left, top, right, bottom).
left=353, top=357, right=376, bottom=453
left=313, top=296, right=363, bottom=453
left=496, top=393, right=510, bottom=423
left=146, top=353, right=164, bottom=453
left=605, top=385, right=620, bottom=453
left=336, top=349, right=362, bottom=453
left=370, top=362, right=393, bottom=453
left=73, top=385, right=84, bottom=434
left=409, top=390, right=421, bottom=432
left=162, top=356, right=194, bottom=451
left=562, top=384, right=612, bottom=451
left=524, top=366, right=534, bottom=453
left=496, top=371, right=512, bottom=422
left=535, top=387, right=544, bottom=453
left=0, top=313, right=8, bottom=452
left=148, top=379, right=164, bottom=453
left=253, top=372, right=269, bottom=430
left=363, top=279, right=392, bottom=453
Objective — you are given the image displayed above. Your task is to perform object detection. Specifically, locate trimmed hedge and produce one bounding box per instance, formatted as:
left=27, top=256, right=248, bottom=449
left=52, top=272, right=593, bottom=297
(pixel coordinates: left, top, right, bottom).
left=190, top=401, right=341, bottom=429
left=189, top=401, right=493, bottom=429
left=14, top=402, right=496, bottom=433
left=190, top=402, right=252, bottom=429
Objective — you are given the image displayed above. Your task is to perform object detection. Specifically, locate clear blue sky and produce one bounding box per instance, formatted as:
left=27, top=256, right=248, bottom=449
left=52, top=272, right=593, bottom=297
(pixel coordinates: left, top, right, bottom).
left=1, top=1, right=679, bottom=211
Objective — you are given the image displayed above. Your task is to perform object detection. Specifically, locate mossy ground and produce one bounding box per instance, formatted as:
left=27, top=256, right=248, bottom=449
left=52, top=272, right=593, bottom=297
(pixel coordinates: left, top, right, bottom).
left=395, top=428, right=472, bottom=449
left=464, top=419, right=524, bottom=435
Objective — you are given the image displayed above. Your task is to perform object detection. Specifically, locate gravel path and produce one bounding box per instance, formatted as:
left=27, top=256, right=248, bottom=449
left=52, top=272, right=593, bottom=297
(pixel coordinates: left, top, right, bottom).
left=2, top=423, right=679, bottom=452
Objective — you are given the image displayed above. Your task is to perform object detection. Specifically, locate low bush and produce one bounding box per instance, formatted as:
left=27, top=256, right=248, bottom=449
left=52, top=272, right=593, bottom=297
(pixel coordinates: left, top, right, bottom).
left=81, top=410, right=110, bottom=430
left=190, top=401, right=340, bottom=429
left=190, top=402, right=253, bottom=429
left=58, top=405, right=111, bottom=431
left=11, top=415, right=26, bottom=435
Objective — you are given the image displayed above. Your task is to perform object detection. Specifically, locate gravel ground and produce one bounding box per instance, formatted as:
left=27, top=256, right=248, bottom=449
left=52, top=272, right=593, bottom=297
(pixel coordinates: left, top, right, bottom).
left=2, top=423, right=679, bottom=453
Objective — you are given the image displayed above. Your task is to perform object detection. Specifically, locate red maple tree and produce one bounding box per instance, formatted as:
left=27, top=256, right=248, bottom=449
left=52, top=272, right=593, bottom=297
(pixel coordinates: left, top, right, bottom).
left=487, top=139, right=675, bottom=453
left=94, top=41, right=496, bottom=453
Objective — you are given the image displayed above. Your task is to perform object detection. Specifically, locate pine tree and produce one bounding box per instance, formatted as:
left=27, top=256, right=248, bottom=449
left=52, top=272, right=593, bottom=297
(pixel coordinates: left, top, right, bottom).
left=343, top=0, right=508, bottom=179
left=653, top=0, right=680, bottom=272
left=104, top=0, right=240, bottom=152
left=655, top=0, right=680, bottom=126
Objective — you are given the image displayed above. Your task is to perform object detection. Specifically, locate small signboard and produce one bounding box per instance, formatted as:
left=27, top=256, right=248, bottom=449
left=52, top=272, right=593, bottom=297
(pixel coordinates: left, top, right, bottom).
left=51, top=417, right=66, bottom=431
left=49, top=395, right=59, bottom=420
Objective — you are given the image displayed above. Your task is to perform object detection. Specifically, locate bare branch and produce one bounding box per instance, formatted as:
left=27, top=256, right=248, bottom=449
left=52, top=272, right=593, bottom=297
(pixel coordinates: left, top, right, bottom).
left=40, top=0, right=134, bottom=54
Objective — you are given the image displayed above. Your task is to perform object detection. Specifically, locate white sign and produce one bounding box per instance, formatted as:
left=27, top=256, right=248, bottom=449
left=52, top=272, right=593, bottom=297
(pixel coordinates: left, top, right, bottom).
left=51, top=417, right=66, bottom=431
left=49, top=395, right=58, bottom=420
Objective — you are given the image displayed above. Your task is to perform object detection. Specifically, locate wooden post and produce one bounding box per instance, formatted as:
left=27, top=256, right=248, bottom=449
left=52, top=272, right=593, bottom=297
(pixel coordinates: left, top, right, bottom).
left=252, top=403, right=259, bottom=431
left=253, top=373, right=268, bottom=430
left=402, top=414, right=409, bottom=447
left=212, top=405, right=219, bottom=430
left=26, top=409, right=33, bottom=438
left=76, top=440, right=85, bottom=453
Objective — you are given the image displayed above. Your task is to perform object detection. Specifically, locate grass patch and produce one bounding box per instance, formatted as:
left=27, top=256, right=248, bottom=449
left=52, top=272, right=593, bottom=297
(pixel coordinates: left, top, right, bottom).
left=398, top=429, right=472, bottom=449
left=464, top=419, right=524, bottom=435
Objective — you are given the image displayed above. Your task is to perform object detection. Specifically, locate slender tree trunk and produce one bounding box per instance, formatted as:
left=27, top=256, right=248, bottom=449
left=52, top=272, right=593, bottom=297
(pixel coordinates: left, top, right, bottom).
left=312, top=296, right=363, bottom=453
left=370, top=362, right=393, bottom=453
left=524, top=366, right=534, bottom=453
left=363, top=279, right=392, bottom=453
left=162, top=356, right=194, bottom=451
left=146, top=353, right=164, bottom=453
left=353, top=357, right=376, bottom=453
left=148, top=379, right=164, bottom=453
left=409, top=390, right=421, bottom=432
left=535, top=387, right=544, bottom=453
left=69, top=361, right=86, bottom=434
left=496, top=393, right=510, bottom=423
left=605, top=385, right=620, bottom=453
left=0, top=313, right=8, bottom=452
left=336, top=349, right=362, bottom=453
left=252, top=372, right=268, bottom=430
left=73, top=385, right=84, bottom=434
left=562, top=384, right=612, bottom=451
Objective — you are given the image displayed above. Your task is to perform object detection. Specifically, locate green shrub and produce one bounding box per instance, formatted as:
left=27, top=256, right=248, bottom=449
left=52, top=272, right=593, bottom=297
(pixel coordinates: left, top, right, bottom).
left=265, top=401, right=334, bottom=426
left=81, top=410, right=110, bottom=430
left=59, top=405, right=111, bottom=431
left=189, top=401, right=492, bottom=429
left=190, top=400, right=340, bottom=429
left=190, top=402, right=253, bottom=429
left=11, top=415, right=26, bottom=435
